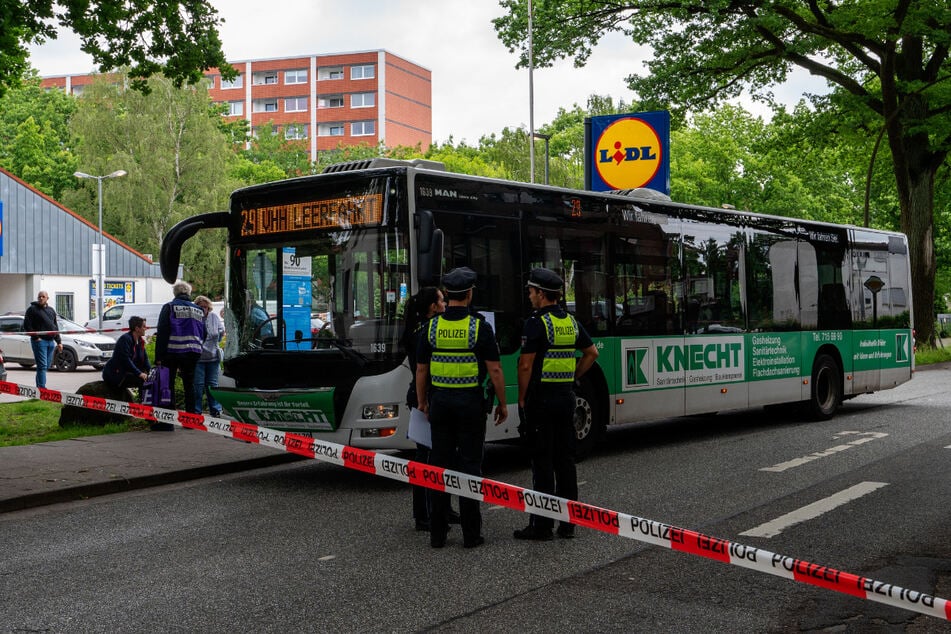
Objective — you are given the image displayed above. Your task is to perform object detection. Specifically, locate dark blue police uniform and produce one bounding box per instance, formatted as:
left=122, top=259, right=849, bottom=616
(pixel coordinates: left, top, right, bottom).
left=416, top=267, right=500, bottom=548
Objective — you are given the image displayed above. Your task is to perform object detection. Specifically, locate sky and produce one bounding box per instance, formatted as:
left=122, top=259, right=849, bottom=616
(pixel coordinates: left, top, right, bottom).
left=27, top=0, right=825, bottom=145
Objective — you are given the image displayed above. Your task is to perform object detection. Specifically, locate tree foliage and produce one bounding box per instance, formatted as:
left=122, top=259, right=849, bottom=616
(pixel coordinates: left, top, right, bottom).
left=1, top=0, right=234, bottom=97
left=496, top=0, right=951, bottom=343
left=0, top=71, right=77, bottom=198
left=65, top=73, right=238, bottom=297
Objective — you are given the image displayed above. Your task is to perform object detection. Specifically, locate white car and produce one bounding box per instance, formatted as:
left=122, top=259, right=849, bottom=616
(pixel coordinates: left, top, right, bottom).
left=0, top=313, right=116, bottom=372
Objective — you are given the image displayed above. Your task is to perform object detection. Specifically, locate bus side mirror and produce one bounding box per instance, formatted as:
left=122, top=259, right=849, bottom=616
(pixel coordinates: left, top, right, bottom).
left=418, top=228, right=443, bottom=286
left=417, top=210, right=435, bottom=253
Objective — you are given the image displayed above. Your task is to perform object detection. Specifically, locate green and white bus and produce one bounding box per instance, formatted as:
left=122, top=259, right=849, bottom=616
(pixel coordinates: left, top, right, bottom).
left=160, top=158, right=913, bottom=457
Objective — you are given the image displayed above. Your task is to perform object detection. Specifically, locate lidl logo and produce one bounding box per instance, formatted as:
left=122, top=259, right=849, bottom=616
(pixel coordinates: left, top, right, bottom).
left=896, top=333, right=910, bottom=363
left=626, top=348, right=649, bottom=386
left=595, top=117, right=663, bottom=190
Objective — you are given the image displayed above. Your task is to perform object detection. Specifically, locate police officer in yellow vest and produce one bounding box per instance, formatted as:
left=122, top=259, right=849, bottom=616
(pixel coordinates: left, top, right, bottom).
left=514, top=268, right=599, bottom=541
left=416, top=267, right=508, bottom=549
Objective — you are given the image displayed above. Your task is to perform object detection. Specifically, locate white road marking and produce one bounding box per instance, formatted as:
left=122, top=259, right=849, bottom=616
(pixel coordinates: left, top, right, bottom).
left=760, top=431, right=888, bottom=472
left=739, top=481, right=889, bottom=538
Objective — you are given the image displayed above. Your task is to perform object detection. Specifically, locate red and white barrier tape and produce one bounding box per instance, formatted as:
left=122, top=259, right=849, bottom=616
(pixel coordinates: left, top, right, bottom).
left=1, top=378, right=948, bottom=621
left=1, top=327, right=133, bottom=337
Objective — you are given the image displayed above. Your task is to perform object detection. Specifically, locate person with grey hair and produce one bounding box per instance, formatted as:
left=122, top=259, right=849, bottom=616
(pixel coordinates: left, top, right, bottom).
left=154, top=280, right=205, bottom=429
left=192, top=295, right=225, bottom=416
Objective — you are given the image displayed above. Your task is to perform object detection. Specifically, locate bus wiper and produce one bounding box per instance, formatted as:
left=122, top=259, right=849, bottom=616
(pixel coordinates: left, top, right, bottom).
left=323, top=337, right=369, bottom=365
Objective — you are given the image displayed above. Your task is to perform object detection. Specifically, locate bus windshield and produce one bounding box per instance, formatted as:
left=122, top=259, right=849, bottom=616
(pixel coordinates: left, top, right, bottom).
left=224, top=184, right=410, bottom=371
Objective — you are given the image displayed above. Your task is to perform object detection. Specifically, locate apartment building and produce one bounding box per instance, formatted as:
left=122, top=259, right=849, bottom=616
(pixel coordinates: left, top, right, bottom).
left=41, top=49, right=432, bottom=161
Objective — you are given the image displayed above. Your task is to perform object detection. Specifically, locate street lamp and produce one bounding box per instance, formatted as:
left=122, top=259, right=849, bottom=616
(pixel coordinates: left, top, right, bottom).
left=73, top=170, right=127, bottom=331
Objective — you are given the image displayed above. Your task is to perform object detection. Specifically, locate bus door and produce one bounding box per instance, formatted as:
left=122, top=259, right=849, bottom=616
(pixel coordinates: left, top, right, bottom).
left=613, top=216, right=685, bottom=420
left=681, top=214, right=748, bottom=415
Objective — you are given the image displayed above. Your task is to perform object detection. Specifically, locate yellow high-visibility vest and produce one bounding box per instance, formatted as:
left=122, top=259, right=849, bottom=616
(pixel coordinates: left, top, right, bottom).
left=540, top=312, right=578, bottom=383
left=428, top=315, right=480, bottom=388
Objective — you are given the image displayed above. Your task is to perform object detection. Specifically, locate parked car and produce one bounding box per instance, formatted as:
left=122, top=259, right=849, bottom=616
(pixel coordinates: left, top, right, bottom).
left=0, top=313, right=116, bottom=372
left=85, top=302, right=164, bottom=341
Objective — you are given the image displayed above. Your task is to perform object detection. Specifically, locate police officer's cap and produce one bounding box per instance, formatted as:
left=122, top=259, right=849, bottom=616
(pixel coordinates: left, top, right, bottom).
left=527, top=268, right=563, bottom=292
left=442, top=267, right=477, bottom=292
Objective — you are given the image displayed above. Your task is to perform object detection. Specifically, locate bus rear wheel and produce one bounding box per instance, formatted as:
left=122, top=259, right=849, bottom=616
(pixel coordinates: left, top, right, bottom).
left=807, top=354, right=842, bottom=420
left=573, top=375, right=604, bottom=461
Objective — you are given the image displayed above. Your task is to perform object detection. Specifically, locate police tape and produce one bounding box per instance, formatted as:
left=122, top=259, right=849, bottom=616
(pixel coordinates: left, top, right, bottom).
left=1, top=378, right=948, bottom=622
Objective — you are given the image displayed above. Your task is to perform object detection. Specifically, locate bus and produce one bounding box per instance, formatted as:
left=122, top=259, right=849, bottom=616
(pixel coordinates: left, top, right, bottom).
left=160, top=158, right=913, bottom=457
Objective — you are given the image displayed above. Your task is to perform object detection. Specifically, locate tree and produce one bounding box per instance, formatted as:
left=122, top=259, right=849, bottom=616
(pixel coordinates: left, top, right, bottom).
left=3, top=0, right=234, bottom=97
left=0, top=70, right=78, bottom=197
left=65, top=73, right=238, bottom=297
left=496, top=0, right=951, bottom=345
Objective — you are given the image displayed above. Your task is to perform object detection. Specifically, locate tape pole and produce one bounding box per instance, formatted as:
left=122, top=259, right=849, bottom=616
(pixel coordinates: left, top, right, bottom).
left=1, top=378, right=948, bottom=622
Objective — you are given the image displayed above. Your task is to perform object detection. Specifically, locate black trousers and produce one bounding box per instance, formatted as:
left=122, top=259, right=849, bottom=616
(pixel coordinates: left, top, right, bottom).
left=428, top=389, right=485, bottom=543
left=162, top=354, right=199, bottom=413
left=524, top=386, right=578, bottom=531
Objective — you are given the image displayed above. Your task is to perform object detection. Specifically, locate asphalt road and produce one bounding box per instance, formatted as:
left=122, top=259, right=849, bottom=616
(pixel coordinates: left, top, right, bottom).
left=2, top=367, right=950, bottom=632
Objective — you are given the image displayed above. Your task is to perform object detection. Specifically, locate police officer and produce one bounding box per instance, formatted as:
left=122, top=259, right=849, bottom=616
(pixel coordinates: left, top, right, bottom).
left=514, top=268, right=598, bottom=541
left=416, top=267, right=508, bottom=549
left=154, top=280, right=205, bottom=429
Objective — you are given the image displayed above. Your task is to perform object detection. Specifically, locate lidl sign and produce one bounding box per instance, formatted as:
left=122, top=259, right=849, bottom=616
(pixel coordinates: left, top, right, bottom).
left=585, top=111, right=670, bottom=194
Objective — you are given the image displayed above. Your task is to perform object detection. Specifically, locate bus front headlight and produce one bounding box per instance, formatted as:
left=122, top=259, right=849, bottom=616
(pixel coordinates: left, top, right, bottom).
left=362, top=403, right=399, bottom=420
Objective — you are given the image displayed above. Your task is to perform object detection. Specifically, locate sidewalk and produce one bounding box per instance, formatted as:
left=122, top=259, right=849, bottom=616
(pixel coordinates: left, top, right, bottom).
left=0, top=428, right=304, bottom=513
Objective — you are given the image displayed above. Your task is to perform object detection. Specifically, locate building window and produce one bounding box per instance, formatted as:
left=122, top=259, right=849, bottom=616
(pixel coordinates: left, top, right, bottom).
left=225, top=101, right=244, bottom=116
left=319, top=124, right=345, bottom=137
left=252, top=71, right=279, bottom=85
left=352, top=120, right=375, bottom=136
left=351, top=65, right=375, bottom=80
left=56, top=294, right=74, bottom=321
left=285, top=69, right=308, bottom=84
left=204, top=75, right=215, bottom=89
left=351, top=92, right=375, bottom=108
left=252, top=99, right=279, bottom=113
left=285, top=97, right=307, bottom=112
left=221, top=74, right=244, bottom=89
left=318, top=66, right=344, bottom=80
left=284, top=124, right=308, bottom=140
left=318, top=95, right=344, bottom=108
left=71, top=85, right=84, bottom=96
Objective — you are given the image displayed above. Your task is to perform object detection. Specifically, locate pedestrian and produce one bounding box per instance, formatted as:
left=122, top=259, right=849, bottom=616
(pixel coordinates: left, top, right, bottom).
left=193, top=295, right=225, bottom=416
left=513, top=268, right=599, bottom=541
left=154, top=280, right=205, bottom=428
left=400, top=286, right=461, bottom=532
left=22, top=291, right=63, bottom=389
left=415, top=267, right=508, bottom=549
left=101, top=315, right=151, bottom=390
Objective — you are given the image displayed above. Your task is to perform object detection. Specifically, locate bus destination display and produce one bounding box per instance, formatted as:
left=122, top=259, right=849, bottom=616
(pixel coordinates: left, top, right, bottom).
left=240, top=193, right=383, bottom=237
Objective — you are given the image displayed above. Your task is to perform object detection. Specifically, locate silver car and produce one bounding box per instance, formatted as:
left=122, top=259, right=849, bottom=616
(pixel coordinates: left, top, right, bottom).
left=0, top=313, right=116, bottom=372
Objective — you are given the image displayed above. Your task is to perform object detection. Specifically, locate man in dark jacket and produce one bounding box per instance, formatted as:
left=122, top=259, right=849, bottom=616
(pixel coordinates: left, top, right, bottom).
left=102, top=315, right=151, bottom=390
left=23, top=291, right=63, bottom=388
left=154, top=281, right=204, bottom=427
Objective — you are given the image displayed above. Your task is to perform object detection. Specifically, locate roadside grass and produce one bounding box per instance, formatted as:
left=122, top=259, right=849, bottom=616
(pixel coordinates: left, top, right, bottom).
left=2, top=343, right=948, bottom=447
left=0, top=399, right=147, bottom=447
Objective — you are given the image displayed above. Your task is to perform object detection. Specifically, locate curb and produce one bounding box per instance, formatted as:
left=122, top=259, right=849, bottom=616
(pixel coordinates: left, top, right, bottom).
left=0, top=452, right=305, bottom=514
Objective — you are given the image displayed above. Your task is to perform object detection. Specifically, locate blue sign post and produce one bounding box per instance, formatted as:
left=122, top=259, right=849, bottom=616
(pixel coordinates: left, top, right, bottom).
left=584, top=111, right=671, bottom=194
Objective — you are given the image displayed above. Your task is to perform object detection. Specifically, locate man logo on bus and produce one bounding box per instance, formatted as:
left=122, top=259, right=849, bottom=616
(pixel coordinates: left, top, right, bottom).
left=626, top=348, right=649, bottom=386
left=595, top=117, right=662, bottom=190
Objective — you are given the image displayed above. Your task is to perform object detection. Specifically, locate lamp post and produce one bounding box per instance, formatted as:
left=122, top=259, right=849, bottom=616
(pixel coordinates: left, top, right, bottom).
left=74, top=170, right=127, bottom=331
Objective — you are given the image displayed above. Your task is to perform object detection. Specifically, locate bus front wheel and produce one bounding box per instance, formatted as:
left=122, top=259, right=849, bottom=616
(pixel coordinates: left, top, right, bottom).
left=807, top=354, right=842, bottom=420
left=573, top=375, right=604, bottom=461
